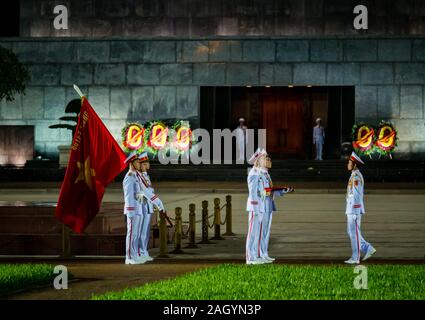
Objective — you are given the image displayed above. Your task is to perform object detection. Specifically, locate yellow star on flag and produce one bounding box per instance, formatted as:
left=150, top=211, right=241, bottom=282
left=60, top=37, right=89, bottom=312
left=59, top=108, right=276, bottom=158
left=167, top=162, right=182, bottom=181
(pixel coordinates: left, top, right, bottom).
left=74, top=156, right=96, bottom=190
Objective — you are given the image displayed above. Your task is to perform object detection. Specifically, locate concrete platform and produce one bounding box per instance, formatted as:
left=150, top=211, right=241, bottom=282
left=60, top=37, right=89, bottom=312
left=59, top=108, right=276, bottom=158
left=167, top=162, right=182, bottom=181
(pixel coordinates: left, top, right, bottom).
left=0, top=187, right=424, bottom=261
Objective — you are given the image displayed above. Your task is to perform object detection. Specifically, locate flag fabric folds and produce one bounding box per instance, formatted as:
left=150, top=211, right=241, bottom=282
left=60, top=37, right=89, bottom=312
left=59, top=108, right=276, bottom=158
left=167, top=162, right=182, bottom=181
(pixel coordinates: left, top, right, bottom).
left=56, top=97, right=127, bottom=233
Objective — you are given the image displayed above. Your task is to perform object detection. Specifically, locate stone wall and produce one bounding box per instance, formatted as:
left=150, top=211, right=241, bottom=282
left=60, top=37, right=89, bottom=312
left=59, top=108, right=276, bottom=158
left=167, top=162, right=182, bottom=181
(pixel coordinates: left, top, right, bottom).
left=20, top=0, right=425, bottom=37
left=0, top=37, right=424, bottom=159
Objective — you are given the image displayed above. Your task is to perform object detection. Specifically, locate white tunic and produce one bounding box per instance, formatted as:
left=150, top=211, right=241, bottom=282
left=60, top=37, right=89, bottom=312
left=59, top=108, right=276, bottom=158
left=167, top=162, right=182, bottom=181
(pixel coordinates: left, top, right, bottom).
left=235, top=125, right=247, bottom=142
left=136, top=171, right=164, bottom=212
left=345, top=169, right=365, bottom=215
left=313, top=126, right=325, bottom=144
left=123, top=170, right=143, bottom=216
left=246, top=167, right=266, bottom=213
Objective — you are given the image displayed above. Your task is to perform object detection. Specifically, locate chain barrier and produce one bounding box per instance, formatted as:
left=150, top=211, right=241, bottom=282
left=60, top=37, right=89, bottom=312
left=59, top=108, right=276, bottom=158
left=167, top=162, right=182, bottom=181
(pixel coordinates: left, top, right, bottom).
left=158, top=195, right=234, bottom=254
left=220, top=214, right=227, bottom=226
left=208, top=217, right=215, bottom=229
left=183, top=223, right=191, bottom=238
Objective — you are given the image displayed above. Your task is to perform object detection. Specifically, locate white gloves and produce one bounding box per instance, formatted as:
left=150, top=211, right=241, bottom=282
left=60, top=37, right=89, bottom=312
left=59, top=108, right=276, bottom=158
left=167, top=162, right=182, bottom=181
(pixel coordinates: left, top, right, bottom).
left=135, top=193, right=144, bottom=202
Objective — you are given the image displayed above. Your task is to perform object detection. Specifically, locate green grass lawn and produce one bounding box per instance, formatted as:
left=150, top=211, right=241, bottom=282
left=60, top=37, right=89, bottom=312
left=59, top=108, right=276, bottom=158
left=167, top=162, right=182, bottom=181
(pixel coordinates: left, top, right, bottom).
left=94, top=264, right=425, bottom=300
left=0, top=264, right=58, bottom=296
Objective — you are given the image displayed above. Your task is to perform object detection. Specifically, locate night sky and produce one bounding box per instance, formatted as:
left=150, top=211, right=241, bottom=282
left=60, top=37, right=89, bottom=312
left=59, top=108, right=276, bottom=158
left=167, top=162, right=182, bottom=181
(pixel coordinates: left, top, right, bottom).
left=0, top=1, right=20, bottom=37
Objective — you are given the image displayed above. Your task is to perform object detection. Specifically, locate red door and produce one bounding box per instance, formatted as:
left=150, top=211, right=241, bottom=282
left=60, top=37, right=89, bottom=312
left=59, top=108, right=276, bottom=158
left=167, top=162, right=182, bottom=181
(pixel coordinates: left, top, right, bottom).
left=262, top=93, right=306, bottom=158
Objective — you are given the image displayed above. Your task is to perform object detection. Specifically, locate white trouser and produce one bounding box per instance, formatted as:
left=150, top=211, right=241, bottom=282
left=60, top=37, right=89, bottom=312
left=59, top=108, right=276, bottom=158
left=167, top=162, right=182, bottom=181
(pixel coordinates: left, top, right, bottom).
left=126, top=215, right=142, bottom=260
left=246, top=211, right=263, bottom=262
left=346, top=214, right=372, bottom=261
left=139, top=212, right=152, bottom=256
left=260, top=211, right=273, bottom=258
left=315, top=141, right=323, bottom=160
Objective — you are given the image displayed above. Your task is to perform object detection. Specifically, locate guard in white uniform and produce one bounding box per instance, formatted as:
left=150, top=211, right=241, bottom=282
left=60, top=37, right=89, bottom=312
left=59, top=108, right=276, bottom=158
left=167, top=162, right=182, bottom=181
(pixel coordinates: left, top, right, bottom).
left=123, top=151, right=144, bottom=265
left=245, top=148, right=268, bottom=265
left=313, top=118, right=325, bottom=160
left=235, top=118, right=248, bottom=163
left=260, top=153, right=294, bottom=262
left=344, top=152, right=376, bottom=264
left=135, top=152, right=165, bottom=262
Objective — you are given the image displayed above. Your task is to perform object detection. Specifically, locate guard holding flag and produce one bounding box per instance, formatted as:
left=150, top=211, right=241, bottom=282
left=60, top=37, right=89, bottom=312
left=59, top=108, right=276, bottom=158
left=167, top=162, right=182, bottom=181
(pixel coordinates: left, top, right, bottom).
left=56, top=91, right=127, bottom=234
left=123, top=151, right=144, bottom=265
left=344, top=152, right=376, bottom=264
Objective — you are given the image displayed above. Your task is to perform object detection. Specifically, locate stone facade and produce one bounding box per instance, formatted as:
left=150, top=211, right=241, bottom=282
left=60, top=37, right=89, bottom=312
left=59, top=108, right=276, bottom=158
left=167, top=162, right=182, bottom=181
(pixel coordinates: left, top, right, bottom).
left=0, top=0, right=425, bottom=159
left=0, top=37, right=424, bottom=159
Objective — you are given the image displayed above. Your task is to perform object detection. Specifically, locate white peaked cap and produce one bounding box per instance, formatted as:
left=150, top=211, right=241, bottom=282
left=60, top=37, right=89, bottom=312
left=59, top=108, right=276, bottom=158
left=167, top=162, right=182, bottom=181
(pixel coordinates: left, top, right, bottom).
left=248, top=148, right=267, bottom=165
left=137, top=151, right=149, bottom=161
left=350, top=151, right=365, bottom=165
left=124, top=151, right=138, bottom=164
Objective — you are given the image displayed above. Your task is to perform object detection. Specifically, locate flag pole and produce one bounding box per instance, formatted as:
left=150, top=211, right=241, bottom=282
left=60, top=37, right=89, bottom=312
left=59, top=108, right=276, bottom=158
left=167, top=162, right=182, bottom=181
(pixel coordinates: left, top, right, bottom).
left=58, top=83, right=84, bottom=255
left=73, top=84, right=84, bottom=98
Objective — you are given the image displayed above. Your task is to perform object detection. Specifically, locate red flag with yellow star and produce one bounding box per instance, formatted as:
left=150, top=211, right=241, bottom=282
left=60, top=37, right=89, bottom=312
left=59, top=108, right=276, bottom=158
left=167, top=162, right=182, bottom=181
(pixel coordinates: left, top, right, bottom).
left=56, top=97, right=127, bottom=233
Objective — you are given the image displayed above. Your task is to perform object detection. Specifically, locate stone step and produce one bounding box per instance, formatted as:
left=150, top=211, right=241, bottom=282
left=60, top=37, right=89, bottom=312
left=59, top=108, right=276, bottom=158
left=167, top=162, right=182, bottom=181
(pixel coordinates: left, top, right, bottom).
left=0, top=201, right=182, bottom=255
left=1, top=160, right=424, bottom=182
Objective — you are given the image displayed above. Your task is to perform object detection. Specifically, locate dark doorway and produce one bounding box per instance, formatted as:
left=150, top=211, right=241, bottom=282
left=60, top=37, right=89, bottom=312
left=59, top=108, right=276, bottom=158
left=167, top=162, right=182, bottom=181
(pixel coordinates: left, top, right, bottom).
left=200, top=86, right=355, bottom=160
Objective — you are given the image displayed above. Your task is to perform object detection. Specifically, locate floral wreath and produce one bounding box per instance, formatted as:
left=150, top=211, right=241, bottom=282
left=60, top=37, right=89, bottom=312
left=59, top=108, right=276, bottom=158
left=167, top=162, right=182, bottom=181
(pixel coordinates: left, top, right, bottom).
left=121, top=122, right=145, bottom=154
left=375, top=121, right=398, bottom=157
left=169, top=120, right=195, bottom=154
left=144, top=120, right=169, bottom=155
left=352, top=123, right=375, bottom=156
left=352, top=121, right=398, bottom=158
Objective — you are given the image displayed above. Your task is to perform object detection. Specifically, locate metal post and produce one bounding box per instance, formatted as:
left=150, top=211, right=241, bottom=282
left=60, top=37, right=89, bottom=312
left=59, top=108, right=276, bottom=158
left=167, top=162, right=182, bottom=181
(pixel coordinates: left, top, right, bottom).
left=61, top=224, right=71, bottom=259
left=171, top=207, right=184, bottom=254
left=154, top=207, right=159, bottom=227
left=152, top=208, right=159, bottom=248
left=211, top=198, right=224, bottom=240
left=186, top=203, right=198, bottom=248
left=157, top=210, right=169, bottom=257
left=223, top=195, right=235, bottom=236
left=198, top=200, right=212, bottom=244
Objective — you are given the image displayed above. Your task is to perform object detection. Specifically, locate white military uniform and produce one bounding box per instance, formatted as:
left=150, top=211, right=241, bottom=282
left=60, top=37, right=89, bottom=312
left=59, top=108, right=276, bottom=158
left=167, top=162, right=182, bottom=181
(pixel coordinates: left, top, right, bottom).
left=259, top=170, right=289, bottom=260
left=246, top=166, right=266, bottom=262
left=123, top=169, right=144, bottom=264
left=235, top=124, right=247, bottom=162
left=345, top=168, right=373, bottom=262
left=313, top=125, right=325, bottom=160
left=136, top=170, right=165, bottom=258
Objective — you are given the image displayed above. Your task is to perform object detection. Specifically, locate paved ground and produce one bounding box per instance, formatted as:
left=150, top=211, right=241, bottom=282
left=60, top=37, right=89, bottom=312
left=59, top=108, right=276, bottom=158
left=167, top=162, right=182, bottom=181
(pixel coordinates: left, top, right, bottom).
left=1, top=182, right=424, bottom=299
left=147, top=192, right=425, bottom=261
left=1, top=185, right=424, bottom=261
